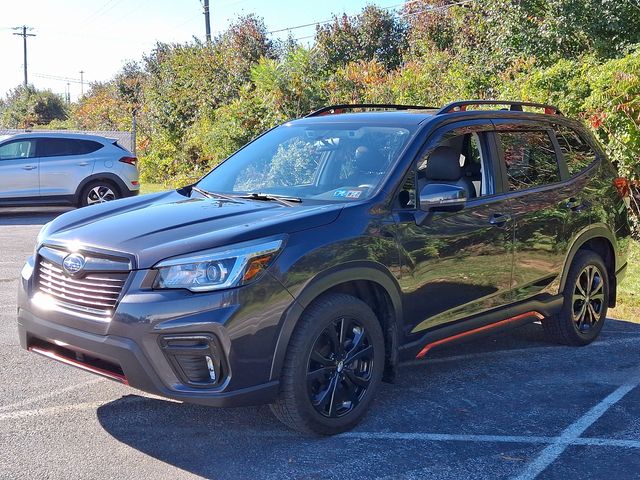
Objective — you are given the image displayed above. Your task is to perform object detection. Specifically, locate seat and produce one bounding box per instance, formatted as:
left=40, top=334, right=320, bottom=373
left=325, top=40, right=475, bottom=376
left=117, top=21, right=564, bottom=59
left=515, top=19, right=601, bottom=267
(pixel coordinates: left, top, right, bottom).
left=423, top=146, right=476, bottom=199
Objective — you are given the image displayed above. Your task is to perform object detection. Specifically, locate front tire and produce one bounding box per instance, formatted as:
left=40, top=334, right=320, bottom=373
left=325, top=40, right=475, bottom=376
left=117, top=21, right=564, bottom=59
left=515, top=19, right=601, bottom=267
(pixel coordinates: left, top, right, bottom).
left=543, top=250, right=609, bottom=346
left=270, top=293, right=385, bottom=435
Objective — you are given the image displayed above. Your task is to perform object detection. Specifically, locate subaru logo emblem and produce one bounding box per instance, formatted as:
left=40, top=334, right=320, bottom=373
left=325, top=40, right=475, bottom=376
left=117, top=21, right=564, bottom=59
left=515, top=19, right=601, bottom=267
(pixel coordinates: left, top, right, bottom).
left=62, top=253, right=86, bottom=275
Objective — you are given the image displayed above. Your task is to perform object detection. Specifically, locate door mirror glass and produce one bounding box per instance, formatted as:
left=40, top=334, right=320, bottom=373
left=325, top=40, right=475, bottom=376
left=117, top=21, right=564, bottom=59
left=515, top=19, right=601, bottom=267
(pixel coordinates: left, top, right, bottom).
left=419, top=183, right=467, bottom=212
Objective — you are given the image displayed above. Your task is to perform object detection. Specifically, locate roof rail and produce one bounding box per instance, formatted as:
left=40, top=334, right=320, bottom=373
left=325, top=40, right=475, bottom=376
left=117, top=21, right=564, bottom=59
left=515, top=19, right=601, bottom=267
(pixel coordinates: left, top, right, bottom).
left=305, top=103, right=437, bottom=117
left=437, top=100, right=563, bottom=116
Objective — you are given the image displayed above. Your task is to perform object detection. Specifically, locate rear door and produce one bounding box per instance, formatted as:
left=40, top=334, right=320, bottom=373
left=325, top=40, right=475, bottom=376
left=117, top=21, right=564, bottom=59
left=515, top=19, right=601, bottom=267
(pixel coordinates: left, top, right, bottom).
left=394, top=120, right=515, bottom=335
left=37, top=138, right=100, bottom=196
left=492, top=119, right=568, bottom=300
left=0, top=138, right=39, bottom=199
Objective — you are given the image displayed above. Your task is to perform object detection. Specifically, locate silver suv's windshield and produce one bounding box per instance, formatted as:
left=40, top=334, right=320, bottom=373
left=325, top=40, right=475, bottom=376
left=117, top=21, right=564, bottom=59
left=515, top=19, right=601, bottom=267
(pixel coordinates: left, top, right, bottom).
left=197, top=122, right=415, bottom=202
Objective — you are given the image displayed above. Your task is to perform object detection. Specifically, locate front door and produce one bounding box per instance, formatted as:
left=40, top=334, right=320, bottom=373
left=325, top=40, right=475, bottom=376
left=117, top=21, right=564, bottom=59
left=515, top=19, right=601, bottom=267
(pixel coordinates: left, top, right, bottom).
left=0, top=138, right=39, bottom=199
left=393, top=120, right=514, bottom=336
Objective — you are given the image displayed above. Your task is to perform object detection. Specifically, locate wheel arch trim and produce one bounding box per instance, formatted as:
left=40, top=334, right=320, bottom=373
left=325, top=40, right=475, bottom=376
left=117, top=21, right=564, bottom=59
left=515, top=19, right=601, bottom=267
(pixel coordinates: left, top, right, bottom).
left=74, top=172, right=130, bottom=204
left=269, top=262, right=403, bottom=381
left=559, top=223, right=618, bottom=294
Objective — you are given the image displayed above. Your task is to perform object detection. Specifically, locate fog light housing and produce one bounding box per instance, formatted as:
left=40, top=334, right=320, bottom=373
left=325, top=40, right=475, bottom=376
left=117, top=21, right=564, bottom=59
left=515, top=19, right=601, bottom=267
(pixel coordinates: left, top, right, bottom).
left=159, top=334, right=225, bottom=388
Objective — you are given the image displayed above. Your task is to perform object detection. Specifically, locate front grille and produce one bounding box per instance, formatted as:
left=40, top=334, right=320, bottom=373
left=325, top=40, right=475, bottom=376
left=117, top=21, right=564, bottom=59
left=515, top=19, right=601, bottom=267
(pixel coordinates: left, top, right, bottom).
left=36, top=259, right=128, bottom=319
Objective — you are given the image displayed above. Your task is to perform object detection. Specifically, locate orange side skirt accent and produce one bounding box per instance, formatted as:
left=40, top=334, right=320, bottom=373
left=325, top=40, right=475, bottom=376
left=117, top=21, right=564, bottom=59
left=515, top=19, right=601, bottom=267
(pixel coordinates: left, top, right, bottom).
left=415, top=311, right=545, bottom=359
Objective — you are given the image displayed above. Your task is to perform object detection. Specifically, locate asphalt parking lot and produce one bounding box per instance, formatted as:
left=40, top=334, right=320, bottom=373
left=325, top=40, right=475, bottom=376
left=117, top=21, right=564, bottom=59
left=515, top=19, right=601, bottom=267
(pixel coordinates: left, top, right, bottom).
left=0, top=209, right=639, bottom=480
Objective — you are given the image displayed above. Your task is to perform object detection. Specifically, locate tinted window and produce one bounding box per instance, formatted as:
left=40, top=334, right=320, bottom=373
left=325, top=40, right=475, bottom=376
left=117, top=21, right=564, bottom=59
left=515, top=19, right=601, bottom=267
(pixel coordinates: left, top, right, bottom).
left=498, top=130, right=560, bottom=191
left=554, top=125, right=597, bottom=176
left=0, top=140, right=36, bottom=160
left=38, top=138, right=102, bottom=157
left=76, top=139, right=103, bottom=154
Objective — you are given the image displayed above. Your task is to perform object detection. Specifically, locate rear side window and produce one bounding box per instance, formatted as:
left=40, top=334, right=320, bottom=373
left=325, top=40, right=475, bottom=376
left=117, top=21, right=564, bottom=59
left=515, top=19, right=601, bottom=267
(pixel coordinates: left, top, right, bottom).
left=0, top=139, right=36, bottom=160
left=553, top=125, right=597, bottom=176
left=38, top=138, right=103, bottom=157
left=497, top=130, right=560, bottom=191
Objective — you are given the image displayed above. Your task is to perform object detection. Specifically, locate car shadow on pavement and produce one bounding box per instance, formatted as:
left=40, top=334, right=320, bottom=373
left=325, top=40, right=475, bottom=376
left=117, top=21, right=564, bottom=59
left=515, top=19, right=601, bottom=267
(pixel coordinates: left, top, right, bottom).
left=0, top=208, right=72, bottom=225
left=96, top=319, right=640, bottom=479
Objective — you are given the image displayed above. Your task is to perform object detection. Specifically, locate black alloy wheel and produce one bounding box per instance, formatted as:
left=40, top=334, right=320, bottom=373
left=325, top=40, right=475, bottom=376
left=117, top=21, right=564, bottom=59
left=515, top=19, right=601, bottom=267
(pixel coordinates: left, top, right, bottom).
left=571, top=264, right=605, bottom=333
left=271, top=293, right=384, bottom=435
left=543, top=250, right=608, bottom=345
left=307, top=316, right=374, bottom=418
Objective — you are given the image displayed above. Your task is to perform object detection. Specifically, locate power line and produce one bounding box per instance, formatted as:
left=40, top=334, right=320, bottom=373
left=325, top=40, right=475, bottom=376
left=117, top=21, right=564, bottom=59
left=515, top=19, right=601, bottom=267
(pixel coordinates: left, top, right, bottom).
left=292, top=0, right=475, bottom=42
left=12, top=26, right=36, bottom=86
left=281, top=0, right=473, bottom=39
left=33, top=73, right=85, bottom=84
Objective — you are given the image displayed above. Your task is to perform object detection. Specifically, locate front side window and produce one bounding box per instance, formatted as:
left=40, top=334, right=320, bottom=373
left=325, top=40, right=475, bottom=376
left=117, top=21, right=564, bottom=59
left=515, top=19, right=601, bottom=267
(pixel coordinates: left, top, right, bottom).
left=409, top=131, right=493, bottom=206
left=198, top=123, right=415, bottom=202
left=0, top=140, right=36, bottom=160
left=553, top=125, right=597, bottom=176
left=498, top=130, right=560, bottom=191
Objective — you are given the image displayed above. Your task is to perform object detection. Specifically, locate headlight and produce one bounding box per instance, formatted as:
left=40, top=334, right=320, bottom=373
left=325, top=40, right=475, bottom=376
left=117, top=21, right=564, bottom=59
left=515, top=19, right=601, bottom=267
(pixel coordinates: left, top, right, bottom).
left=153, top=237, right=285, bottom=292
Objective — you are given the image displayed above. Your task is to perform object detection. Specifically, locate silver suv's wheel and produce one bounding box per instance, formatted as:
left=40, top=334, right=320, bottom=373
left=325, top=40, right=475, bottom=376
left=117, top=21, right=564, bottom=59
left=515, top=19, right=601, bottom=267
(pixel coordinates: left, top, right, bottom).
left=80, top=181, right=120, bottom=207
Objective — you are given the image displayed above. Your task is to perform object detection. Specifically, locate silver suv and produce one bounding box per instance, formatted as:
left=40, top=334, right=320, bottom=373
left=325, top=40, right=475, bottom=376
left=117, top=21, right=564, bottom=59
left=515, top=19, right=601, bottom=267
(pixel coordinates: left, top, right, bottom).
left=0, top=132, right=140, bottom=207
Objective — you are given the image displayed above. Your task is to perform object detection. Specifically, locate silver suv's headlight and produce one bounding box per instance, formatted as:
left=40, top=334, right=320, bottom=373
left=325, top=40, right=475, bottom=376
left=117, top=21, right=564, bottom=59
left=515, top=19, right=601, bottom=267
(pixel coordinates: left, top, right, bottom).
left=153, top=237, right=285, bottom=292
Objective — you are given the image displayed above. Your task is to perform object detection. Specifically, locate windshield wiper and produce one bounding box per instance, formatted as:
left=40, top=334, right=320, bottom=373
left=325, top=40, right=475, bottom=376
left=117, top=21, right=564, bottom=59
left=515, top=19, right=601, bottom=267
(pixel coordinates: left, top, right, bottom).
left=237, top=193, right=302, bottom=207
left=190, top=186, right=237, bottom=201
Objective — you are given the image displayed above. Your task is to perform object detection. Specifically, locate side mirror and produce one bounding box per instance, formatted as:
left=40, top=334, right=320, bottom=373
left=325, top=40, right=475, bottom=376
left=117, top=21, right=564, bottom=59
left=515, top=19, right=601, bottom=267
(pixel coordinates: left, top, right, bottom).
left=419, top=183, right=467, bottom=212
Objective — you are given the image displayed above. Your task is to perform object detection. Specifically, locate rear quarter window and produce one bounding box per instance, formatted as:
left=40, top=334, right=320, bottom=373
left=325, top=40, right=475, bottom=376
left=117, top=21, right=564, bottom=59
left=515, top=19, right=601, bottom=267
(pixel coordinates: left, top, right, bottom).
left=553, top=125, right=597, bottom=176
left=38, top=138, right=103, bottom=157
left=497, top=130, right=560, bottom=191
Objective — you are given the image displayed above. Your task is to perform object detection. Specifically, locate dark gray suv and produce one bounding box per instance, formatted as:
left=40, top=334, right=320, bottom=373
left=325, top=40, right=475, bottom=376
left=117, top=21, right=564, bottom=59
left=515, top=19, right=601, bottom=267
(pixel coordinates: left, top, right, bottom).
left=17, top=101, right=631, bottom=435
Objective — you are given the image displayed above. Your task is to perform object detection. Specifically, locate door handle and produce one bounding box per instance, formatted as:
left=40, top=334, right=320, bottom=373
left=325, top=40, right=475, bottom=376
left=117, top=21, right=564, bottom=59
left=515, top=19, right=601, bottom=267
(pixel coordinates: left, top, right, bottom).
left=77, top=162, right=89, bottom=166
left=22, top=165, right=37, bottom=170
left=565, top=197, right=584, bottom=211
left=488, top=213, right=512, bottom=227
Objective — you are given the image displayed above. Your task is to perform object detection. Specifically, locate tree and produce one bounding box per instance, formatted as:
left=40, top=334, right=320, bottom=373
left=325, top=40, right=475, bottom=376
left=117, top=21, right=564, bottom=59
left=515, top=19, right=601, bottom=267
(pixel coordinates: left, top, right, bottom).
left=0, top=85, right=68, bottom=128
left=315, top=5, right=407, bottom=71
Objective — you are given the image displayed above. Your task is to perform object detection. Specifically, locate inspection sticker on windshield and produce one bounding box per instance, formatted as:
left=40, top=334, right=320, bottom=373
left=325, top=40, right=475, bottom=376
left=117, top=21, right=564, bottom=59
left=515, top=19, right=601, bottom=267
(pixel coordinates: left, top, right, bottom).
left=334, top=189, right=363, bottom=199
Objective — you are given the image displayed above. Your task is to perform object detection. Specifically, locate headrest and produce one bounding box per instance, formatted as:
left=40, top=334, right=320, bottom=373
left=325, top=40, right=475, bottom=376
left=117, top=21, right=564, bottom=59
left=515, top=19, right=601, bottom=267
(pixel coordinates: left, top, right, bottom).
left=424, top=146, right=462, bottom=181
left=355, top=145, right=386, bottom=170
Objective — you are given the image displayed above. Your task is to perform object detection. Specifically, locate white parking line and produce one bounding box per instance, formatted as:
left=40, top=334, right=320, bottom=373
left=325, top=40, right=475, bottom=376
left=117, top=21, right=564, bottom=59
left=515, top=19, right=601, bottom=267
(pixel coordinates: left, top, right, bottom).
left=513, top=382, right=638, bottom=480
left=0, top=401, right=106, bottom=421
left=0, top=378, right=104, bottom=413
left=340, top=431, right=640, bottom=449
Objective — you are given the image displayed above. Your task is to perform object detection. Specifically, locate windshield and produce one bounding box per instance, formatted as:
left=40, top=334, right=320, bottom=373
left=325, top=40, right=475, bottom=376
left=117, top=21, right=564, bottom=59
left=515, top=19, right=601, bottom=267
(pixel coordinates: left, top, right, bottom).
left=197, top=123, right=415, bottom=202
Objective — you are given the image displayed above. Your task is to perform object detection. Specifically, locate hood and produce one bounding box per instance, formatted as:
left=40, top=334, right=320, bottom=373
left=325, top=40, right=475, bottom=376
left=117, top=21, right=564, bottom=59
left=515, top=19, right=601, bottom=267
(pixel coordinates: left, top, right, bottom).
left=40, top=190, right=343, bottom=268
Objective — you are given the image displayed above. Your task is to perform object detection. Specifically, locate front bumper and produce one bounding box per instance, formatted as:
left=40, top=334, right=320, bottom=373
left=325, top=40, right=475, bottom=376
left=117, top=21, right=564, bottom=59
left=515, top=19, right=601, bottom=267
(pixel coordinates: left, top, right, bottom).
left=18, top=254, right=294, bottom=407
left=18, top=310, right=278, bottom=406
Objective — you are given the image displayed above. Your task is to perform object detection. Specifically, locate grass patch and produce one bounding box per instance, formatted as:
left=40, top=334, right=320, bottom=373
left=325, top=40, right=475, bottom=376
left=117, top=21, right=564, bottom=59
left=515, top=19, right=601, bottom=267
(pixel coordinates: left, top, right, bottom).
left=140, top=183, right=167, bottom=195
left=609, top=239, right=640, bottom=322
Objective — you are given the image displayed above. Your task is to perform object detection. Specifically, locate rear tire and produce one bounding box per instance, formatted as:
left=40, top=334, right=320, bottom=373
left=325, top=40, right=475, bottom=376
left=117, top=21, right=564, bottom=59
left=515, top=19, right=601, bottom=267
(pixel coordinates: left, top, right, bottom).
left=79, top=180, right=120, bottom=207
left=270, top=293, right=385, bottom=435
left=542, top=251, right=609, bottom=346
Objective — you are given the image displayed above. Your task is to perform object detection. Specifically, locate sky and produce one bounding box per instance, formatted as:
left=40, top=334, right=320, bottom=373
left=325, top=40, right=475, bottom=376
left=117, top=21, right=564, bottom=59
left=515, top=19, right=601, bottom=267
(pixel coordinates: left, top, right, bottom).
left=0, top=0, right=403, bottom=102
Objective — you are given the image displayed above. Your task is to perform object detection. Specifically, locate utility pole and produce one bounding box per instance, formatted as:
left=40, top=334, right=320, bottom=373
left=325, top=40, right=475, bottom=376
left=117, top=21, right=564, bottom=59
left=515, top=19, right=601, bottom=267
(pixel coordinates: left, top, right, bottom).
left=79, top=70, right=84, bottom=96
left=12, top=26, right=36, bottom=87
left=203, top=0, right=211, bottom=43
left=66, top=82, right=70, bottom=105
